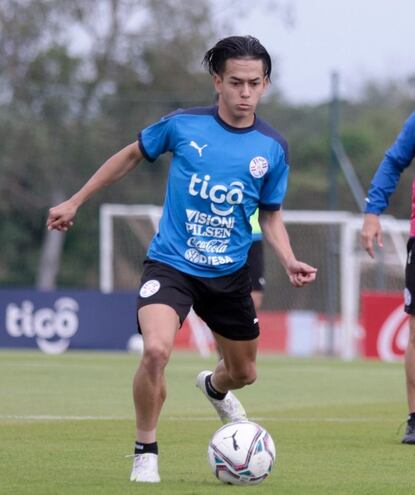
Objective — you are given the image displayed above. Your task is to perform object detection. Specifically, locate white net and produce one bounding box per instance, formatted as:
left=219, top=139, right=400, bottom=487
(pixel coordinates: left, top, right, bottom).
left=99, top=204, right=162, bottom=292
left=100, top=205, right=409, bottom=358
left=262, top=212, right=407, bottom=311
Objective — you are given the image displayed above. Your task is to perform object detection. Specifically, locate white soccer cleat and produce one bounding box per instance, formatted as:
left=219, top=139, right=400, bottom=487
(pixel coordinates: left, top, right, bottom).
left=130, top=453, right=160, bottom=483
left=196, top=370, right=247, bottom=423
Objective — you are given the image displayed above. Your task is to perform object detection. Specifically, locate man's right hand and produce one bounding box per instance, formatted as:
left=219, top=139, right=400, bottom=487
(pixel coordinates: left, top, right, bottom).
left=361, top=213, right=383, bottom=258
left=46, top=199, right=78, bottom=232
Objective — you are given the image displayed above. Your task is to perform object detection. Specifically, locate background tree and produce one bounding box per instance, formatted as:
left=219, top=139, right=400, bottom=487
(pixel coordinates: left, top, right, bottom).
left=1, top=0, right=413, bottom=288
left=0, top=0, right=219, bottom=287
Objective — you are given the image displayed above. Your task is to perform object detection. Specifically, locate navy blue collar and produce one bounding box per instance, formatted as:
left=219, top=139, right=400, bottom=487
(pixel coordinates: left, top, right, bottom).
left=213, top=106, right=257, bottom=134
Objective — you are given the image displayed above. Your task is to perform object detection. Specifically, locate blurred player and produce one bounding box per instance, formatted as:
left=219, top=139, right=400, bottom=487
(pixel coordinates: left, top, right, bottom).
left=216, top=209, right=264, bottom=358
left=361, top=111, right=415, bottom=444
left=248, top=209, right=265, bottom=310
left=47, top=35, right=317, bottom=481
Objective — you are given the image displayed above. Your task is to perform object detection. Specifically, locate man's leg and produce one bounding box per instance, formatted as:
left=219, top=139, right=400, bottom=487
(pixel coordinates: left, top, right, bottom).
left=405, top=315, right=415, bottom=414
left=402, top=238, right=415, bottom=443
left=130, top=303, right=179, bottom=481
left=197, top=334, right=258, bottom=422
left=402, top=314, right=415, bottom=444
left=212, top=333, right=258, bottom=391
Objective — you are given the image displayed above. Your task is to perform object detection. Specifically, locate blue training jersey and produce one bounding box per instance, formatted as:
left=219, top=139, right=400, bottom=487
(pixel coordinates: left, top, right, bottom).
left=138, top=105, right=289, bottom=277
left=364, top=112, right=415, bottom=221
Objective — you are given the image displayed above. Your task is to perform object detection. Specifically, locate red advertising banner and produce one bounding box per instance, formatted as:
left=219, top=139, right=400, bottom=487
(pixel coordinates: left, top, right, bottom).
left=177, top=310, right=336, bottom=356
left=360, top=291, right=409, bottom=361
left=176, top=311, right=288, bottom=353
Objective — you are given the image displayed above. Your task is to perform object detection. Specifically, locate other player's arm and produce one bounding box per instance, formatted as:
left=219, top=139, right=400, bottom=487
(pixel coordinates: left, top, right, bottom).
left=259, top=209, right=317, bottom=288
left=361, top=112, right=415, bottom=258
left=47, top=142, right=143, bottom=231
left=361, top=214, right=383, bottom=259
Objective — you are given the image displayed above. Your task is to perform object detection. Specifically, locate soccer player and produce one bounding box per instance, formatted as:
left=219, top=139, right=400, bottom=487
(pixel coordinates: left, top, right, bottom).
left=47, top=35, right=317, bottom=482
left=361, top=111, right=415, bottom=444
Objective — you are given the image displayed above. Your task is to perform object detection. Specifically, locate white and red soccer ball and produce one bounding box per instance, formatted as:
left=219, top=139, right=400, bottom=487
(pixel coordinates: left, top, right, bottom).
left=208, top=420, right=276, bottom=485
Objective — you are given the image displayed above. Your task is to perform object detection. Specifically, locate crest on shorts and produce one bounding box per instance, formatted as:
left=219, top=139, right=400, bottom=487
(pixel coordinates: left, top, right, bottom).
left=249, top=156, right=269, bottom=178
left=404, top=287, right=412, bottom=307
left=140, top=279, right=161, bottom=298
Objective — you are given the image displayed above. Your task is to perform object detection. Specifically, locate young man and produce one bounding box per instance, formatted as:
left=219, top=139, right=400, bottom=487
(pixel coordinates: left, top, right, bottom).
left=47, top=36, right=317, bottom=482
left=361, top=111, right=415, bottom=444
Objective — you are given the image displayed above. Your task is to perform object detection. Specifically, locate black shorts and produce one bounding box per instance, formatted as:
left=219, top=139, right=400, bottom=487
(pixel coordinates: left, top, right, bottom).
left=405, top=237, right=415, bottom=314
left=137, top=259, right=259, bottom=341
left=247, top=240, right=265, bottom=292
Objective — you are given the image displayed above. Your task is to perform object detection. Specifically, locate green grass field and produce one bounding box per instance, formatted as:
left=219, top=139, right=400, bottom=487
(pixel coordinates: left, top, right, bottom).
left=0, top=350, right=413, bottom=495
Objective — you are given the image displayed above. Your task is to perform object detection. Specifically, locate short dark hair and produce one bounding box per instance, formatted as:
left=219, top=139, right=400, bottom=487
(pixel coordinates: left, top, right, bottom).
left=202, top=35, right=272, bottom=80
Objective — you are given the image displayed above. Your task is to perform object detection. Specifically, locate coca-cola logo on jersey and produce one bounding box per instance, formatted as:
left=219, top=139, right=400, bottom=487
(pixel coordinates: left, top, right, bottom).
left=5, top=297, right=79, bottom=354
left=377, top=304, right=409, bottom=361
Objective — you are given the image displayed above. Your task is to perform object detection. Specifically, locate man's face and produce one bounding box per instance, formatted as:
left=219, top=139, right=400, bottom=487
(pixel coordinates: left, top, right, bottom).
left=213, top=57, right=268, bottom=126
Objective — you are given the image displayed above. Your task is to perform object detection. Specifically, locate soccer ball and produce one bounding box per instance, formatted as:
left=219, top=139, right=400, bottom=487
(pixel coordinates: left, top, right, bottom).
left=126, top=334, right=144, bottom=355
left=208, top=420, right=276, bottom=485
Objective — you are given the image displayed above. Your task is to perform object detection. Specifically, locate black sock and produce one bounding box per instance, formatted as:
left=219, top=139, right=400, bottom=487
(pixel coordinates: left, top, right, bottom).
left=135, top=441, right=158, bottom=455
left=205, top=374, right=227, bottom=400
left=408, top=413, right=415, bottom=424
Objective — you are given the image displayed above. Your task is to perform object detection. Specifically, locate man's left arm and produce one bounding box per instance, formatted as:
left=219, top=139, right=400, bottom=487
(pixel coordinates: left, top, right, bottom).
left=259, top=209, right=317, bottom=288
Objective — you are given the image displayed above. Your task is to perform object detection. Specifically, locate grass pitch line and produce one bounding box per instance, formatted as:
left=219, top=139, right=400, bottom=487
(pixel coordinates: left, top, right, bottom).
left=168, top=416, right=398, bottom=423
left=0, top=414, right=397, bottom=423
left=0, top=414, right=132, bottom=421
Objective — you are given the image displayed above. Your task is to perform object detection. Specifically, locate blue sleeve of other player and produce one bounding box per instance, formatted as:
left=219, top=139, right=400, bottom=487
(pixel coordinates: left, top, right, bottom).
left=258, top=153, right=289, bottom=211
left=365, top=112, right=415, bottom=214
left=137, top=115, right=176, bottom=162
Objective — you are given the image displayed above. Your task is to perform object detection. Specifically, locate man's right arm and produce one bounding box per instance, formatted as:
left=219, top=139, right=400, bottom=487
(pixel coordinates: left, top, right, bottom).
left=365, top=112, right=415, bottom=216
left=259, top=209, right=317, bottom=287
left=47, top=141, right=143, bottom=231
left=361, top=213, right=383, bottom=259
left=362, top=112, right=415, bottom=257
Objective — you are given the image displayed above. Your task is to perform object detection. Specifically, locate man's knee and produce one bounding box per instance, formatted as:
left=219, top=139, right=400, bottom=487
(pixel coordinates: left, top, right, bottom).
left=142, top=342, right=171, bottom=371
left=229, top=364, right=257, bottom=386
left=138, top=304, right=178, bottom=372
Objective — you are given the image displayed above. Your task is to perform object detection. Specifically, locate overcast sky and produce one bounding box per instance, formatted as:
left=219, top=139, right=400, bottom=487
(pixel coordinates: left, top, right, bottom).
left=233, top=0, right=415, bottom=103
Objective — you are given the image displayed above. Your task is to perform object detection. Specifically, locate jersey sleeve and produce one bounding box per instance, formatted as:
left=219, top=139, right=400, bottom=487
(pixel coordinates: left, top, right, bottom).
left=258, top=148, right=289, bottom=211
left=137, top=114, right=176, bottom=162
left=364, top=112, right=415, bottom=214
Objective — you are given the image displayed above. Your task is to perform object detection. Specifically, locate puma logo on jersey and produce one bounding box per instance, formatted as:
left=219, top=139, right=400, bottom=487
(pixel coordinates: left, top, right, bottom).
left=189, top=140, right=208, bottom=157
